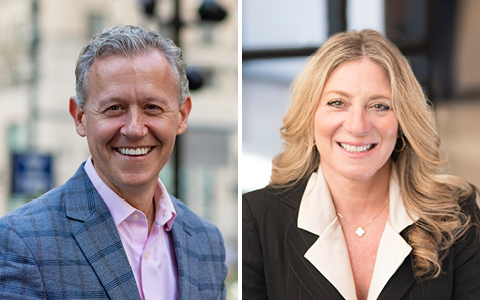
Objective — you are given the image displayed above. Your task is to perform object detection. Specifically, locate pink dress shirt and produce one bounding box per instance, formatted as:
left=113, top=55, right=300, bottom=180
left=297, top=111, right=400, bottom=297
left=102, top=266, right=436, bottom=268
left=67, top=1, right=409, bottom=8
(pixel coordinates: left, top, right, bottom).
left=84, top=157, right=179, bottom=300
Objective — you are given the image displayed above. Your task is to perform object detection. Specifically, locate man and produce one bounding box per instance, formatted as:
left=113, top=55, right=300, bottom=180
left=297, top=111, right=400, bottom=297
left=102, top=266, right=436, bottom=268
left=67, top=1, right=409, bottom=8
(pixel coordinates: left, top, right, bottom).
left=0, top=25, right=227, bottom=299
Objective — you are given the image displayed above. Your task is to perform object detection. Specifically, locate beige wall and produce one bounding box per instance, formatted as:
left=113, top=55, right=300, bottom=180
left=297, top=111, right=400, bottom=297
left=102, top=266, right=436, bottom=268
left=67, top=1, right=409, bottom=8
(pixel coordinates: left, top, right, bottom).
left=0, top=0, right=238, bottom=244
left=454, top=0, right=480, bottom=96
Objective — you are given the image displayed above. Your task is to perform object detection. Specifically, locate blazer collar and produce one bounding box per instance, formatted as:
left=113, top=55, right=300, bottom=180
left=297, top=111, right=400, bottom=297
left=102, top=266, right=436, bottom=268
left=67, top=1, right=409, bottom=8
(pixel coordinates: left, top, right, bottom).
left=65, top=162, right=103, bottom=222
left=169, top=196, right=202, bottom=300
left=65, top=163, right=141, bottom=300
left=63, top=164, right=210, bottom=300
left=297, top=166, right=418, bottom=300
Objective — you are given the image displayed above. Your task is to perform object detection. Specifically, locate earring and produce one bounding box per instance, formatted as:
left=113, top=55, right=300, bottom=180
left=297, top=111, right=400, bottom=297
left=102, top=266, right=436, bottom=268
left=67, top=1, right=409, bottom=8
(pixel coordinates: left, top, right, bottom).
left=394, top=135, right=406, bottom=152
left=305, top=139, right=316, bottom=147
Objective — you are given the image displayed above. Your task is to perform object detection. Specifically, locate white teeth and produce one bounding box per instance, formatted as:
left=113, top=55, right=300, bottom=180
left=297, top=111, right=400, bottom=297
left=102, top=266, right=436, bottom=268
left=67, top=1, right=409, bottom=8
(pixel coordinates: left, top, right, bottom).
left=340, top=143, right=374, bottom=153
left=117, top=147, right=151, bottom=156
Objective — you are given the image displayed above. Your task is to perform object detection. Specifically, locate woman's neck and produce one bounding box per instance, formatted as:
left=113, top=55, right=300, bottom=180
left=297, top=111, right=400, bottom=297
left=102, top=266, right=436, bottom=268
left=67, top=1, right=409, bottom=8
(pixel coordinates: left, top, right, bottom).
left=322, top=161, right=391, bottom=219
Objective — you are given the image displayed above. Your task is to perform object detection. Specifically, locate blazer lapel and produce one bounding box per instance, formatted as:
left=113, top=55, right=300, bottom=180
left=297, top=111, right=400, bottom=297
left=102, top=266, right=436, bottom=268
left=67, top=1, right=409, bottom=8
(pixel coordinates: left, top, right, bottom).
left=273, top=179, right=346, bottom=300
left=376, top=229, right=416, bottom=300
left=284, top=217, right=346, bottom=300
left=65, top=165, right=141, bottom=300
left=283, top=201, right=419, bottom=300
left=297, top=171, right=357, bottom=300
left=377, top=255, right=416, bottom=300
left=170, top=199, right=199, bottom=300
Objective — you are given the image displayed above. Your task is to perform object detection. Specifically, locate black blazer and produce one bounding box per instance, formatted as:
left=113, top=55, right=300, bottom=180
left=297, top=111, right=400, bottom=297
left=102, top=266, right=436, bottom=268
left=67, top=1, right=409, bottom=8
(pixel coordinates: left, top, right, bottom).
left=243, top=179, right=480, bottom=300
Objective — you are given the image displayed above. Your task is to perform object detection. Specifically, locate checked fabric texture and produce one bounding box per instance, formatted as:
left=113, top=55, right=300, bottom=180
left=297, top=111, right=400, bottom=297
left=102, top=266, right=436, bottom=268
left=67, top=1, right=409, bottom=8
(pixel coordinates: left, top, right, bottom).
left=0, top=163, right=227, bottom=300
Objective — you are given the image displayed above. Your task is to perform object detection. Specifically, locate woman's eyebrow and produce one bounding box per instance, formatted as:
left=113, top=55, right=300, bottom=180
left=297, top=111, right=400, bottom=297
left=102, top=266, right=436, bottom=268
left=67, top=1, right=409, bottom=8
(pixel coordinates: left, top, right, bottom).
left=323, top=90, right=391, bottom=101
left=323, top=90, right=351, bottom=97
left=370, top=94, right=391, bottom=101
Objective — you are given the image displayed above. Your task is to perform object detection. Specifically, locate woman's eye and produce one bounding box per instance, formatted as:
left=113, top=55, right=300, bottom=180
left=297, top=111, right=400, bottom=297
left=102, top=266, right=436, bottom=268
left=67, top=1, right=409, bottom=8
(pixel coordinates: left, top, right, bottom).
left=372, top=103, right=390, bottom=111
left=327, top=100, right=344, bottom=107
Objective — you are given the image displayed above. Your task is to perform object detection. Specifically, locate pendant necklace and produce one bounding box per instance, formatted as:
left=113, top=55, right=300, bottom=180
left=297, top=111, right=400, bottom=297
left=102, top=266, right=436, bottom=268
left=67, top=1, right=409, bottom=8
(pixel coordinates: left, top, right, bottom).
left=336, top=198, right=389, bottom=237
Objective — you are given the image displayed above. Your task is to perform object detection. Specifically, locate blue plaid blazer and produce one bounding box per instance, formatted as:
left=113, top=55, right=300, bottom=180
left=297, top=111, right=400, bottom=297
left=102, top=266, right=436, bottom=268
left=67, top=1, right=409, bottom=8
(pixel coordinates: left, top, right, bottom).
left=0, top=163, right=227, bottom=299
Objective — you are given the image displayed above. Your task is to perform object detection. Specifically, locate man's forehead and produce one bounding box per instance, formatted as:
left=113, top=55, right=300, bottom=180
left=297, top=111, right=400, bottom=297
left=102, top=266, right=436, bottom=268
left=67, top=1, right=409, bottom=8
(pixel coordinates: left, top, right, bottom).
left=87, top=49, right=177, bottom=87
left=92, top=48, right=170, bottom=69
left=84, top=50, right=179, bottom=105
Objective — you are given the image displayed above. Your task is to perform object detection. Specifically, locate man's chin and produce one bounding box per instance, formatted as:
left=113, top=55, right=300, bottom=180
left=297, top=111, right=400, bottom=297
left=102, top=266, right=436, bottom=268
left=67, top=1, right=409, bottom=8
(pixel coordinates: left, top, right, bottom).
left=117, top=173, right=159, bottom=188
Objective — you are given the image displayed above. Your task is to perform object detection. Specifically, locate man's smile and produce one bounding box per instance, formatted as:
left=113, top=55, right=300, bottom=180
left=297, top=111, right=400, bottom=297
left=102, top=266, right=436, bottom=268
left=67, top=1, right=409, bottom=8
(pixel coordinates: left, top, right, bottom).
left=115, top=146, right=153, bottom=156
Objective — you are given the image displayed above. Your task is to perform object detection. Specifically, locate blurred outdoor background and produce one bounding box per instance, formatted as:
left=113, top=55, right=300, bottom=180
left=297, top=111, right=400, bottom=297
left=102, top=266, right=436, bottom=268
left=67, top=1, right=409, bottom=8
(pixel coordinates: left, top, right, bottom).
left=0, top=0, right=237, bottom=297
left=242, top=0, right=480, bottom=194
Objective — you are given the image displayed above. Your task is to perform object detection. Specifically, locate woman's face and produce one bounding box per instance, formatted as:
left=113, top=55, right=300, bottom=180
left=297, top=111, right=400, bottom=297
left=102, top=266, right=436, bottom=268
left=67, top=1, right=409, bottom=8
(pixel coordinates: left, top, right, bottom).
left=314, top=59, right=398, bottom=182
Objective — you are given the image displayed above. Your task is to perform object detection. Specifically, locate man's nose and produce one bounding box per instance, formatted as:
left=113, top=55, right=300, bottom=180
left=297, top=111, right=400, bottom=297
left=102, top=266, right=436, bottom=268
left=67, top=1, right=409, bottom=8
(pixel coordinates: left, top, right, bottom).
left=343, top=107, right=372, bottom=136
left=121, top=108, right=148, bottom=139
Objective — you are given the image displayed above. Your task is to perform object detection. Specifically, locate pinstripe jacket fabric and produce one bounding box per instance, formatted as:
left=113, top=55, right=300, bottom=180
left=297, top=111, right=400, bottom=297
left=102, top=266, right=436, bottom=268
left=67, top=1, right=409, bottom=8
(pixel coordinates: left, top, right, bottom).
left=243, top=179, right=480, bottom=300
left=0, top=162, right=227, bottom=299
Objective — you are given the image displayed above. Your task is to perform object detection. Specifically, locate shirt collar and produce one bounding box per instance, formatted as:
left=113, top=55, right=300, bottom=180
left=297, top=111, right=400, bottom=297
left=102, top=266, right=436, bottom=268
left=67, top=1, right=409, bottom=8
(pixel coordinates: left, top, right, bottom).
left=154, top=177, right=176, bottom=231
left=84, top=156, right=176, bottom=230
left=297, top=164, right=418, bottom=300
left=298, top=164, right=417, bottom=237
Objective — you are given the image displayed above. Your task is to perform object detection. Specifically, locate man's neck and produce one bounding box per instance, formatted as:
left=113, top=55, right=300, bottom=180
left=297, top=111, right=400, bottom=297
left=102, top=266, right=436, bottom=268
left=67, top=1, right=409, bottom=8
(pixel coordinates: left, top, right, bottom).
left=86, top=158, right=160, bottom=234
left=120, top=183, right=158, bottom=233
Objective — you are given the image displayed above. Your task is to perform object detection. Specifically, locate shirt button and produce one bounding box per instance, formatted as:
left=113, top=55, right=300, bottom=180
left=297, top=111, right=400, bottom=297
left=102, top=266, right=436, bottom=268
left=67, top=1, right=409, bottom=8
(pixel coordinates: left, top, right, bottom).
left=144, top=253, right=149, bottom=260
left=132, top=214, right=140, bottom=221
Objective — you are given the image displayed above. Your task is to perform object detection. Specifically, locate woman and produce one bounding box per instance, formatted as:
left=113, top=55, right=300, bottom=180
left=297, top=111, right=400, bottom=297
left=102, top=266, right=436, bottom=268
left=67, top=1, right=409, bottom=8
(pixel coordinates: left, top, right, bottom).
left=243, top=29, right=480, bottom=300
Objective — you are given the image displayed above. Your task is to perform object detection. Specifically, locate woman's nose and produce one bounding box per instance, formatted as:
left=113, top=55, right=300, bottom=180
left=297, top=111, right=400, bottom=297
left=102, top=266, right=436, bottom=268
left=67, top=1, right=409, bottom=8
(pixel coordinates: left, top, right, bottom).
left=343, top=107, right=372, bottom=136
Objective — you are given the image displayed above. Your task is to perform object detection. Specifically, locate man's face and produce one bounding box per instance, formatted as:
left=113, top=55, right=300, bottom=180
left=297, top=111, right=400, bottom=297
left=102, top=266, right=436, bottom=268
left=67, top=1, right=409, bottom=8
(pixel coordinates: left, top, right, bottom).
left=70, top=50, right=191, bottom=198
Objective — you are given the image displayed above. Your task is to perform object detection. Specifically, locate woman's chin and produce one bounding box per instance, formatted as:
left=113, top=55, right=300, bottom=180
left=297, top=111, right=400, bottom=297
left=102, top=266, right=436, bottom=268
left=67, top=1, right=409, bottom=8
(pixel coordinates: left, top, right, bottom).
left=321, top=162, right=391, bottom=184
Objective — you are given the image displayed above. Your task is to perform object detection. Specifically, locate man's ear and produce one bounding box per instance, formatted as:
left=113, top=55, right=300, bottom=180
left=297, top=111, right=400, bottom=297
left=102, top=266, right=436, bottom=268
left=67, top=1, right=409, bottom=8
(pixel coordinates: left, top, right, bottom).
left=176, top=96, right=192, bottom=135
left=69, top=97, right=87, bottom=137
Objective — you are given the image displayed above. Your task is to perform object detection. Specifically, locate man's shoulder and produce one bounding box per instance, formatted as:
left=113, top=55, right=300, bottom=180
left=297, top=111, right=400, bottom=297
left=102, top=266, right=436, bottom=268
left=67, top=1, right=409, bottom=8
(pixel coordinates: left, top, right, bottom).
left=170, top=195, right=221, bottom=234
left=0, top=184, right=67, bottom=229
left=0, top=163, right=90, bottom=232
left=169, top=196, right=228, bottom=298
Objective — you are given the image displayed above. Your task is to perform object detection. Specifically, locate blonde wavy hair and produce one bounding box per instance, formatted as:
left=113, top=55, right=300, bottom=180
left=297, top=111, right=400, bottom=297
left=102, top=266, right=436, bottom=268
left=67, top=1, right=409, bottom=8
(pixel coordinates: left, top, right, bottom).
left=270, top=29, right=476, bottom=280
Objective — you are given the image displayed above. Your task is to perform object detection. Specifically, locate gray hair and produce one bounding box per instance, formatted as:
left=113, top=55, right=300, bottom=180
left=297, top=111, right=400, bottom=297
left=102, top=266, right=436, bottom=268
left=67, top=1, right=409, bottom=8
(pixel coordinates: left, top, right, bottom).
left=74, top=25, right=189, bottom=110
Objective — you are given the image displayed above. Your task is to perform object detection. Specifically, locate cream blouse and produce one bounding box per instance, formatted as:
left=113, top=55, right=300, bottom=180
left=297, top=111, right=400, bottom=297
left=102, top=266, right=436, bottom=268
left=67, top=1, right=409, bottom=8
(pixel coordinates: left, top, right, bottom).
left=297, top=166, right=418, bottom=300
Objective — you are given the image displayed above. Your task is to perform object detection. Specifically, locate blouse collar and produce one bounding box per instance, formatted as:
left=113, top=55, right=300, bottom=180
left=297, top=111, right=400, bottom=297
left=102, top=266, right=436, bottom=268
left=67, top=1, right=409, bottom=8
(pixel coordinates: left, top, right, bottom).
left=297, top=165, right=418, bottom=300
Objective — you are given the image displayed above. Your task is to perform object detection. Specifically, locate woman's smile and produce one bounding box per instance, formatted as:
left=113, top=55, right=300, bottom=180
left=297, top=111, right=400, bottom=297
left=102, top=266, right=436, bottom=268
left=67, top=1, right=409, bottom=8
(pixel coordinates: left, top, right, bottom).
left=338, top=142, right=377, bottom=154
left=314, top=58, right=398, bottom=182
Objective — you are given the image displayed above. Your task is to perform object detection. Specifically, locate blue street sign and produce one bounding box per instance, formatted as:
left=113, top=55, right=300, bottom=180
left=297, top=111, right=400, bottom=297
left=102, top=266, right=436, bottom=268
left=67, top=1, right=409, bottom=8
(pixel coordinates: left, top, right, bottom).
left=11, top=152, right=53, bottom=196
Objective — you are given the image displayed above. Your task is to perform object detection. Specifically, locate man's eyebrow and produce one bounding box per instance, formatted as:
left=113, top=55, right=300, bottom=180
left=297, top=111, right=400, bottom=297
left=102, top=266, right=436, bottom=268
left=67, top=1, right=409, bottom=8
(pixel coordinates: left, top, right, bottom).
left=98, top=95, right=170, bottom=103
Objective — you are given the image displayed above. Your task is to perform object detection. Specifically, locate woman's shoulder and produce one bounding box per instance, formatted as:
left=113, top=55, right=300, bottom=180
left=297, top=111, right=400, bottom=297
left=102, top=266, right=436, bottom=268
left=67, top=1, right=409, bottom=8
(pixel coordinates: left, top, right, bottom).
left=243, top=178, right=310, bottom=209
left=459, top=184, right=480, bottom=223
left=454, top=185, right=480, bottom=255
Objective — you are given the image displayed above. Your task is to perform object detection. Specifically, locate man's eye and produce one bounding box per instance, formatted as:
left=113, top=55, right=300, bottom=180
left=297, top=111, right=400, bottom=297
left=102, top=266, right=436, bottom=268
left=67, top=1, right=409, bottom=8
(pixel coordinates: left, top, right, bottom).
left=108, top=105, right=121, bottom=111
left=146, top=105, right=159, bottom=110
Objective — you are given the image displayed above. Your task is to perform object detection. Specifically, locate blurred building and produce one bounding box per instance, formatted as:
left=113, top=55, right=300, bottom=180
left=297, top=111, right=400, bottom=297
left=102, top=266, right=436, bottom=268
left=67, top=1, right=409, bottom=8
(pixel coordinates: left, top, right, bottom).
left=0, top=0, right=237, bottom=293
left=242, top=0, right=480, bottom=192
